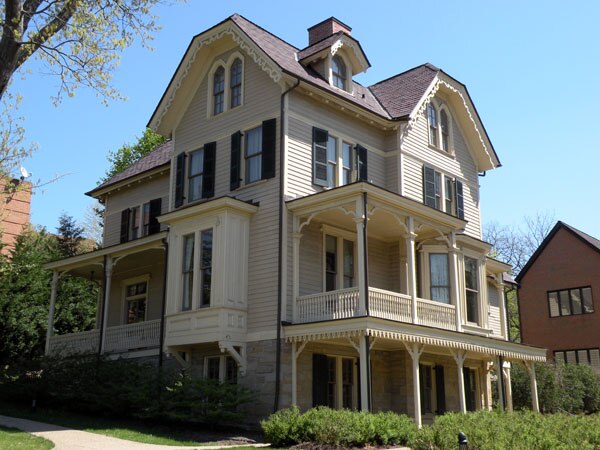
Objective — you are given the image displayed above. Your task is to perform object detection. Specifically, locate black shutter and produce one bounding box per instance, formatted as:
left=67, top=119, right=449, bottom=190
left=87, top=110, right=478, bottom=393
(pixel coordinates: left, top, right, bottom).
left=312, top=354, right=329, bottom=407
left=423, top=166, right=436, bottom=208
left=262, top=118, right=277, bottom=179
left=202, top=142, right=216, bottom=198
left=174, top=153, right=186, bottom=208
left=312, top=127, right=329, bottom=186
left=455, top=180, right=464, bottom=219
left=356, top=144, right=368, bottom=181
left=230, top=131, right=242, bottom=190
left=120, top=209, right=130, bottom=243
left=148, top=198, right=162, bottom=235
left=435, top=365, right=446, bottom=414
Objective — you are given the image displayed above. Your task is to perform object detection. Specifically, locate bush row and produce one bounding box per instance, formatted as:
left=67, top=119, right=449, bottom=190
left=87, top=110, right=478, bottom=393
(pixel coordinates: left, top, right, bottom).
left=262, top=408, right=600, bottom=450
left=0, top=355, right=254, bottom=425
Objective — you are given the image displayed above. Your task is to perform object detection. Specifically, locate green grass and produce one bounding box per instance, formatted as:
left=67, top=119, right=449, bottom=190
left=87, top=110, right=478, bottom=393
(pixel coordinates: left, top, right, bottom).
left=0, top=426, right=53, bottom=450
left=0, top=402, right=262, bottom=447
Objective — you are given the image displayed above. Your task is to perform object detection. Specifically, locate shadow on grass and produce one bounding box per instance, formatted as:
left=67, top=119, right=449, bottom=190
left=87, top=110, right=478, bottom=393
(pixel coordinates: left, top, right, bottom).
left=0, top=425, right=54, bottom=449
left=0, top=401, right=263, bottom=447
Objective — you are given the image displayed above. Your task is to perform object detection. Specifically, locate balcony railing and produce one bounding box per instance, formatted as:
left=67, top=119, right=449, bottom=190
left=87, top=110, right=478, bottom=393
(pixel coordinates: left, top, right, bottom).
left=295, top=287, right=456, bottom=331
left=47, top=319, right=161, bottom=356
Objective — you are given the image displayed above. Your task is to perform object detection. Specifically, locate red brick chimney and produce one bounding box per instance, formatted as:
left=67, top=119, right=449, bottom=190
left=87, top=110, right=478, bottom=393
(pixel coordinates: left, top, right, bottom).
left=307, top=17, right=352, bottom=46
left=0, top=179, right=32, bottom=255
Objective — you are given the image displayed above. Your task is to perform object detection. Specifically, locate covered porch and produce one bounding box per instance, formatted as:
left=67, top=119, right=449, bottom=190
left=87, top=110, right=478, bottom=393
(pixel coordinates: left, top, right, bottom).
left=44, top=232, right=167, bottom=357
left=284, top=318, right=546, bottom=427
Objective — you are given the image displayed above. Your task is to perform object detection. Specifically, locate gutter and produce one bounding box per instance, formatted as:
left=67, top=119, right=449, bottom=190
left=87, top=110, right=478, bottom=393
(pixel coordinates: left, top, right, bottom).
left=274, top=78, right=301, bottom=413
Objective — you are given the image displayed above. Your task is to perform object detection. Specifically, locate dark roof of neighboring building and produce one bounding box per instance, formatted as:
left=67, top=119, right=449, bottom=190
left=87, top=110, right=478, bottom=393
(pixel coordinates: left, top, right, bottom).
left=86, top=140, right=173, bottom=197
left=516, top=221, right=600, bottom=282
left=369, top=64, right=440, bottom=119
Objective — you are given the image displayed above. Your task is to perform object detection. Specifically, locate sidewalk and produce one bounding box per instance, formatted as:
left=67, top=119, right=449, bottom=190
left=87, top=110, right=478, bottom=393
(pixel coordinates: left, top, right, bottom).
left=0, top=414, right=269, bottom=450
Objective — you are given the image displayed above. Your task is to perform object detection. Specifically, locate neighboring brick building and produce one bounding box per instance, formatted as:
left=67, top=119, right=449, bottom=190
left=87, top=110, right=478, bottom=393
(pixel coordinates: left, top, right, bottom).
left=0, top=178, right=32, bottom=255
left=517, top=221, right=600, bottom=371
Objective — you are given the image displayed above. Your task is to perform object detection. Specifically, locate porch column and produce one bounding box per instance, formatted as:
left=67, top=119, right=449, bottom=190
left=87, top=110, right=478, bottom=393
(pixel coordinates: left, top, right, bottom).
left=291, top=341, right=307, bottom=405
left=452, top=349, right=467, bottom=413
left=359, top=336, right=370, bottom=411
left=405, top=217, right=418, bottom=324
left=355, top=196, right=368, bottom=316
left=404, top=342, right=423, bottom=428
left=496, top=357, right=505, bottom=410
left=448, top=232, right=462, bottom=332
left=44, top=271, right=61, bottom=355
left=292, top=219, right=302, bottom=322
left=99, top=255, right=113, bottom=354
left=525, top=361, right=540, bottom=412
left=503, top=363, right=513, bottom=412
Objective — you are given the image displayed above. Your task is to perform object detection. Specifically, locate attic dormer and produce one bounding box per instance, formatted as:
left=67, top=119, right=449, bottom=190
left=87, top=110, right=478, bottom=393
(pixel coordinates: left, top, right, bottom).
left=298, top=17, right=370, bottom=93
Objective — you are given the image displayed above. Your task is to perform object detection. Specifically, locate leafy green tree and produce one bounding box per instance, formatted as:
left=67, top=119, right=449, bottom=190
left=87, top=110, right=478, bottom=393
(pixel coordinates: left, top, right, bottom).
left=101, top=128, right=166, bottom=182
left=56, top=212, right=84, bottom=257
left=0, top=226, right=97, bottom=364
left=0, top=0, right=163, bottom=104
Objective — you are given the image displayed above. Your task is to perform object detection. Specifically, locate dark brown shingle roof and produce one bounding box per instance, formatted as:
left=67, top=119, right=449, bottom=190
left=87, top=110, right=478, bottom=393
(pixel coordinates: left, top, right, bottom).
left=368, top=64, right=440, bottom=119
left=87, top=140, right=172, bottom=196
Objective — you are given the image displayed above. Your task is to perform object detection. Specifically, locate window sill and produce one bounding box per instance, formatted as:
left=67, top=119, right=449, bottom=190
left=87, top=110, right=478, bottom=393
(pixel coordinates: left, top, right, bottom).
left=428, top=144, right=455, bottom=159
left=462, top=323, right=493, bottom=337
left=233, top=178, right=269, bottom=192
left=207, top=103, right=244, bottom=121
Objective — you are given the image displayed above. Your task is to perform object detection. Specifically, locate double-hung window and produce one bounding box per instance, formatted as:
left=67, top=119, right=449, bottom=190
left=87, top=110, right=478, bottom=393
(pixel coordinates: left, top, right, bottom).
left=427, top=102, right=453, bottom=153
left=180, top=228, right=213, bottom=311
left=427, top=104, right=438, bottom=147
left=423, top=166, right=464, bottom=219
left=324, top=232, right=355, bottom=291
left=205, top=355, right=238, bottom=384
left=120, top=199, right=162, bottom=243
left=440, top=109, right=450, bottom=152
left=199, top=229, right=213, bottom=307
left=124, top=280, right=147, bottom=324
left=188, top=149, right=204, bottom=202
left=429, top=253, right=450, bottom=304
left=313, top=354, right=356, bottom=409
left=230, top=58, right=242, bottom=108
left=331, top=55, right=347, bottom=90
left=181, top=234, right=195, bottom=311
left=230, top=119, right=277, bottom=189
left=464, top=256, right=479, bottom=324
left=245, top=126, right=262, bottom=183
left=213, top=67, right=225, bottom=115
left=313, top=127, right=365, bottom=187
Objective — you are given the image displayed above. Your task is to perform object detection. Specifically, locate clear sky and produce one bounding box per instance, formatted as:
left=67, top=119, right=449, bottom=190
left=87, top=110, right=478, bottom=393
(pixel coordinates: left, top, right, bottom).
left=10, top=0, right=600, bottom=237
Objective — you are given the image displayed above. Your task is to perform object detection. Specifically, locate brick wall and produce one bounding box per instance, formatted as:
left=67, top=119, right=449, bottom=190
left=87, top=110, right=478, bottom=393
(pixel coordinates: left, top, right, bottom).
left=0, top=179, right=32, bottom=255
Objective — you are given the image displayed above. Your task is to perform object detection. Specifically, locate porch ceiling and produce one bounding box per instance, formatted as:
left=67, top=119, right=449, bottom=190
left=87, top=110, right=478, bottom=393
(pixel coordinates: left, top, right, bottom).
left=284, top=317, right=547, bottom=362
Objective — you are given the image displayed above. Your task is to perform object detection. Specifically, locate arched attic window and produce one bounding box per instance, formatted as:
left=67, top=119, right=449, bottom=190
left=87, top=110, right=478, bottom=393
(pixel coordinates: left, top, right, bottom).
left=230, top=58, right=243, bottom=108
left=427, top=103, right=438, bottom=147
left=332, top=55, right=347, bottom=90
left=213, top=66, right=225, bottom=115
left=440, top=109, right=450, bottom=152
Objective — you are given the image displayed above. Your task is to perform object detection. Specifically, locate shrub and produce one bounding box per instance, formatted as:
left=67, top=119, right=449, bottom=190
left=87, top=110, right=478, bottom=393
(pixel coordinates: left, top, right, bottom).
left=261, top=407, right=417, bottom=447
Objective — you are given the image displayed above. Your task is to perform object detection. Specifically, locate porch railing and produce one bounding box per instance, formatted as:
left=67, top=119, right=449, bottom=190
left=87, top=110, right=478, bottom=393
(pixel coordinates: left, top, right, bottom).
left=295, top=287, right=457, bottom=331
left=47, top=319, right=161, bottom=356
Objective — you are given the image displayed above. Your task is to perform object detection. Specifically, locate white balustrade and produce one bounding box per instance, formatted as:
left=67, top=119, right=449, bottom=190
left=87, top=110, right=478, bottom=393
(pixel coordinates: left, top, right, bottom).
left=369, top=288, right=412, bottom=322
left=295, top=286, right=457, bottom=332
left=47, top=320, right=161, bottom=356
left=416, top=298, right=457, bottom=331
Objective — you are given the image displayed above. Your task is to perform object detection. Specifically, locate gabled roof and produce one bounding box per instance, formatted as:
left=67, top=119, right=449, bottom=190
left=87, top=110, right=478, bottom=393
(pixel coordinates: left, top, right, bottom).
left=516, top=221, right=600, bottom=282
left=86, top=140, right=172, bottom=197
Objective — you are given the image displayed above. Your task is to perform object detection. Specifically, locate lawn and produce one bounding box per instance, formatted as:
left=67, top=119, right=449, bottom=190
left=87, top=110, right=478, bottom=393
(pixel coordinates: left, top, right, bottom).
left=0, top=426, right=53, bottom=450
left=0, top=402, right=263, bottom=447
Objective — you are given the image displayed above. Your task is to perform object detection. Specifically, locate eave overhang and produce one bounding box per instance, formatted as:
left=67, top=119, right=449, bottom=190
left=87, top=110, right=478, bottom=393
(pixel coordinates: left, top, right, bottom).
left=284, top=316, right=546, bottom=362
left=158, top=196, right=258, bottom=225
left=298, top=33, right=371, bottom=76
left=85, top=165, right=170, bottom=199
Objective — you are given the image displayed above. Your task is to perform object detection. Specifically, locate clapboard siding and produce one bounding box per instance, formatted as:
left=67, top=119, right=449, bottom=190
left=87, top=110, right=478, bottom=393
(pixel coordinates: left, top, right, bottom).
left=487, top=282, right=502, bottom=337
left=299, top=221, right=322, bottom=296
left=368, top=238, right=395, bottom=291
left=103, top=174, right=170, bottom=247
left=400, top=100, right=482, bottom=238
left=173, top=46, right=282, bottom=334
left=286, top=92, right=387, bottom=199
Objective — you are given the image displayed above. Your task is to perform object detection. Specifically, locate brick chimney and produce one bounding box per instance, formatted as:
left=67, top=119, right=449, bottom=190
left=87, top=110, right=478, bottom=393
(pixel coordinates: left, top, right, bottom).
left=307, top=17, right=352, bottom=46
left=0, top=179, right=32, bottom=256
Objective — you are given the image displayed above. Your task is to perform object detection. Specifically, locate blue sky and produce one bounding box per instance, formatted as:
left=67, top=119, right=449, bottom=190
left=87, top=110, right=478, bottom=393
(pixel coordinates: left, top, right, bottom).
left=11, top=1, right=600, bottom=237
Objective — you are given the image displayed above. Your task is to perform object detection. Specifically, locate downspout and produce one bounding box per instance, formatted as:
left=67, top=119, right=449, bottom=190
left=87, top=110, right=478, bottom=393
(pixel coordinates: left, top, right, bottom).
left=362, top=191, right=372, bottom=411
left=97, top=255, right=108, bottom=358
left=274, top=78, right=301, bottom=413
left=158, top=235, right=169, bottom=369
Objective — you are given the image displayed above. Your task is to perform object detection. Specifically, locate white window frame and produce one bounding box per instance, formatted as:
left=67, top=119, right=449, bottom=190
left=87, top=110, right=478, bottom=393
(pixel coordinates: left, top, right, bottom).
left=187, top=148, right=205, bottom=202
left=461, top=250, right=486, bottom=327
left=121, top=275, right=150, bottom=325
left=206, top=52, right=245, bottom=118
left=315, top=130, right=356, bottom=188
left=426, top=101, right=454, bottom=154
left=177, top=219, right=217, bottom=311
left=321, top=225, right=357, bottom=292
left=203, top=355, right=238, bottom=383
left=244, top=125, right=263, bottom=184
left=328, top=52, right=351, bottom=93
left=423, top=165, right=462, bottom=216
left=420, top=245, right=451, bottom=305
left=323, top=354, right=358, bottom=409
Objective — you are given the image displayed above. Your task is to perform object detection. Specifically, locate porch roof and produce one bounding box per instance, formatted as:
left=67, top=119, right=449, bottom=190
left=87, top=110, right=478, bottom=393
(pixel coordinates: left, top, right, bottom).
left=44, top=231, right=167, bottom=277
left=283, top=316, right=546, bottom=362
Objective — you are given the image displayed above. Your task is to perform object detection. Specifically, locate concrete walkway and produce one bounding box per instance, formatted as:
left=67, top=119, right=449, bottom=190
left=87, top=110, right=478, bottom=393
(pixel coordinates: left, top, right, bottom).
left=0, top=415, right=269, bottom=450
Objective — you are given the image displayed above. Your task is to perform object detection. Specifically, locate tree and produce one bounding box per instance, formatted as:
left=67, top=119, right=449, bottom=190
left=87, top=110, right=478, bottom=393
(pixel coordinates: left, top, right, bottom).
left=0, top=0, right=163, bottom=104
left=101, top=128, right=166, bottom=182
left=0, top=226, right=97, bottom=364
left=56, top=212, right=84, bottom=257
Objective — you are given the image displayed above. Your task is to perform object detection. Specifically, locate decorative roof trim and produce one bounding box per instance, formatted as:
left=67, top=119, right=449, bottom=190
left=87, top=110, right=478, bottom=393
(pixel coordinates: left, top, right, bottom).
left=331, top=35, right=369, bottom=72
left=152, top=21, right=282, bottom=131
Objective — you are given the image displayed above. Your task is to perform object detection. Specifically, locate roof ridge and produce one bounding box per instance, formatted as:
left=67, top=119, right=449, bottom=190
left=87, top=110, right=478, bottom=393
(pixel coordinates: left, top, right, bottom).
left=369, top=62, right=439, bottom=88
left=230, top=13, right=300, bottom=51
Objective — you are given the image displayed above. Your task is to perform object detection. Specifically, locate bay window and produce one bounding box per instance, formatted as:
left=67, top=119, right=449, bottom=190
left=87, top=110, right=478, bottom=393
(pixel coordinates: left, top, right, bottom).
left=464, top=256, right=479, bottom=324
left=180, top=228, right=213, bottom=311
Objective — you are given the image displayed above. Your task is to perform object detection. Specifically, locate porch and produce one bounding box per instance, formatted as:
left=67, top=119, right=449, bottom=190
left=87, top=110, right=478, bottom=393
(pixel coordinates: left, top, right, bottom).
left=47, top=319, right=161, bottom=356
